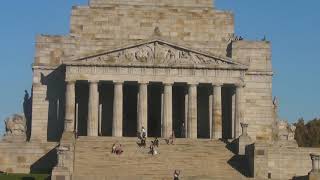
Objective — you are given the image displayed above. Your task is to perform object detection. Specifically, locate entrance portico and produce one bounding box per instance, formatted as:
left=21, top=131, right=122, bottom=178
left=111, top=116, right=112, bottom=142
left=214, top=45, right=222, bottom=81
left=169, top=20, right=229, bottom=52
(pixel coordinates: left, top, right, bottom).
left=63, top=39, right=247, bottom=139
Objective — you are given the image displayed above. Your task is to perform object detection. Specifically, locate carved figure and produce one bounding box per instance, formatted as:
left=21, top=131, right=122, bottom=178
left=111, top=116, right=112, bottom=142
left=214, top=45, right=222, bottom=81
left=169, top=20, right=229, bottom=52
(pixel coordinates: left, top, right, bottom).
left=273, top=96, right=279, bottom=109
left=165, top=49, right=176, bottom=61
left=83, top=41, right=233, bottom=66
left=288, top=124, right=296, bottom=141
left=272, top=96, right=280, bottom=121
left=134, top=45, right=153, bottom=63
left=4, top=114, right=27, bottom=136
left=179, top=51, right=190, bottom=59
left=276, top=120, right=296, bottom=141
left=228, top=34, right=244, bottom=42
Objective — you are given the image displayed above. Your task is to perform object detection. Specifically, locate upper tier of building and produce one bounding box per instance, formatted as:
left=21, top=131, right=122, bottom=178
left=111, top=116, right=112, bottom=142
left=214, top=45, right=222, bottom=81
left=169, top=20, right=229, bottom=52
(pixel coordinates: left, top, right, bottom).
left=89, top=0, right=215, bottom=8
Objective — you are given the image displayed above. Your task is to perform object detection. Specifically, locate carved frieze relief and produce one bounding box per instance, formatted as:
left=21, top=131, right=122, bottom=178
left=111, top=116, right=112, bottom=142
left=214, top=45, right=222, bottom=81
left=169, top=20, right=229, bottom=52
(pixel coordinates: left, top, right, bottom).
left=66, top=40, right=246, bottom=69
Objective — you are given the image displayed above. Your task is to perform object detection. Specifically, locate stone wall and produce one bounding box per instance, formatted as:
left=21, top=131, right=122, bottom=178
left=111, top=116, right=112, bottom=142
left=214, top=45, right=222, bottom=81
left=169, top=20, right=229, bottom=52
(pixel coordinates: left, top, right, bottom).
left=90, top=0, right=215, bottom=8
left=34, top=36, right=75, bottom=66
left=231, top=41, right=272, bottom=72
left=254, top=143, right=320, bottom=179
left=232, top=41, right=273, bottom=141
left=31, top=0, right=275, bottom=142
left=31, top=0, right=235, bottom=142
left=31, top=67, right=65, bottom=142
left=0, top=142, right=58, bottom=173
left=69, top=4, right=233, bottom=57
left=34, top=0, right=233, bottom=67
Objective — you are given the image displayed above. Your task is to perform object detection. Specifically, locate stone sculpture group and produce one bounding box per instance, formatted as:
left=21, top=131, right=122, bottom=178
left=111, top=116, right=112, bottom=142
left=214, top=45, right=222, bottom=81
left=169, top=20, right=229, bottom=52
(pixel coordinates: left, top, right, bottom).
left=3, top=114, right=27, bottom=142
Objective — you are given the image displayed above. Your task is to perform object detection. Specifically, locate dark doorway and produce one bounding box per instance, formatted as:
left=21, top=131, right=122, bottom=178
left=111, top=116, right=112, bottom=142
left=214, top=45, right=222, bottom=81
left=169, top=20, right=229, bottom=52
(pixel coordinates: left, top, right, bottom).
left=197, top=84, right=211, bottom=139
left=148, top=82, right=162, bottom=137
left=222, top=86, right=233, bottom=139
left=99, top=81, right=114, bottom=136
left=123, top=82, right=138, bottom=137
left=173, top=83, right=186, bottom=138
left=76, top=81, right=89, bottom=136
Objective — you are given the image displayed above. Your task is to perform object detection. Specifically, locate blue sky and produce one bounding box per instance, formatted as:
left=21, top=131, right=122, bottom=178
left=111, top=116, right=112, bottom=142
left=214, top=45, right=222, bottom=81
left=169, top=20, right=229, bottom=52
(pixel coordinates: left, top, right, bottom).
left=0, top=0, right=319, bottom=134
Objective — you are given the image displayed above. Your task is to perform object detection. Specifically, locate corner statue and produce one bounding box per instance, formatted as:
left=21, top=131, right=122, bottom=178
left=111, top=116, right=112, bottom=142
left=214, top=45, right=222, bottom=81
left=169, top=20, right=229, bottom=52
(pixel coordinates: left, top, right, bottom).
left=3, top=114, right=27, bottom=142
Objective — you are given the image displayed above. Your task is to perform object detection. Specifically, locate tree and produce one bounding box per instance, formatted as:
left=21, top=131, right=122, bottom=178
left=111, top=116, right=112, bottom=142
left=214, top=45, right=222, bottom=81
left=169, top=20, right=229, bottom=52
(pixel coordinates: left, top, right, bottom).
left=294, top=118, right=320, bottom=147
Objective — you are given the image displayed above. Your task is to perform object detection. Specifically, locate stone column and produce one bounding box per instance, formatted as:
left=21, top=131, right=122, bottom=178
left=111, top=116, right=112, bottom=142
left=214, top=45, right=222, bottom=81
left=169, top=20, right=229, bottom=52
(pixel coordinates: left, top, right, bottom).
left=161, top=92, right=164, bottom=137
left=184, top=90, right=189, bottom=138
left=64, top=81, right=76, bottom=132
left=212, top=84, right=222, bottom=139
left=98, top=104, right=102, bottom=136
left=187, top=83, right=197, bottom=139
left=113, top=81, right=123, bottom=137
left=88, top=80, right=99, bottom=136
left=232, top=91, right=236, bottom=138
left=235, top=83, right=245, bottom=137
left=162, top=83, right=173, bottom=138
left=209, top=93, right=213, bottom=139
left=309, top=154, right=320, bottom=180
left=75, top=103, right=79, bottom=135
left=138, top=82, right=148, bottom=136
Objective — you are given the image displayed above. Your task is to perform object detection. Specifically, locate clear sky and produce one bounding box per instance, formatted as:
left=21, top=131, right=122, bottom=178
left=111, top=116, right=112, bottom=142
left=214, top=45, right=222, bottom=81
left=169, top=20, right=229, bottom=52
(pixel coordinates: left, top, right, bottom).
left=0, top=0, right=319, bottom=134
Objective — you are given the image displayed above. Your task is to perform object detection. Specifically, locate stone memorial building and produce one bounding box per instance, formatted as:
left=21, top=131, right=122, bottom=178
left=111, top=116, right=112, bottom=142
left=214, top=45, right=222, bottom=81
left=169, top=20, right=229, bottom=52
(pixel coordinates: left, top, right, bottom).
left=32, top=0, right=273, bottom=142
left=1, top=0, right=320, bottom=179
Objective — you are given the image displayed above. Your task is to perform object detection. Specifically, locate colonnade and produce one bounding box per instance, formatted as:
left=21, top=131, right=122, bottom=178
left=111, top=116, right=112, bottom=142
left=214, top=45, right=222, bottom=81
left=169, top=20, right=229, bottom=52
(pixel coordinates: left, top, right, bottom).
left=64, top=80, right=245, bottom=139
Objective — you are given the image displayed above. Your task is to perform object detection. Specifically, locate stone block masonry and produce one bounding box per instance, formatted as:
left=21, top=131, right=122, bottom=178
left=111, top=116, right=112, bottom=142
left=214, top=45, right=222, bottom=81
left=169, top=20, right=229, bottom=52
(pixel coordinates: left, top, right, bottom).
left=0, top=142, right=57, bottom=173
left=90, top=0, right=214, bottom=8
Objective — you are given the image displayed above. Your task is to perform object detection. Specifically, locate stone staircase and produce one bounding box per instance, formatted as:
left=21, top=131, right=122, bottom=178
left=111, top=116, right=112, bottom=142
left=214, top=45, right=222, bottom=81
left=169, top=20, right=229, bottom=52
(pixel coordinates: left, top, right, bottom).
left=73, top=137, right=250, bottom=180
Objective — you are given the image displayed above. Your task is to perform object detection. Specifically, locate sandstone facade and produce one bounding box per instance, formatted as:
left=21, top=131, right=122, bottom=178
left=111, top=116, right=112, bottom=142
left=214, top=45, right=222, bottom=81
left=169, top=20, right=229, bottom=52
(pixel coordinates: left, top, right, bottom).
left=31, top=0, right=272, bottom=143
left=1, top=1, right=317, bottom=179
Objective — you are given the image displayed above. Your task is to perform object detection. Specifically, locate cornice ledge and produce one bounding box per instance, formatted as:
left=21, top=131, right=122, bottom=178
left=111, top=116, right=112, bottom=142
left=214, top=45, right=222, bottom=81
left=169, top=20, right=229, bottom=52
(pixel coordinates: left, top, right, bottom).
left=246, top=71, right=273, bottom=76
left=65, top=63, right=248, bottom=71
left=32, top=64, right=61, bottom=70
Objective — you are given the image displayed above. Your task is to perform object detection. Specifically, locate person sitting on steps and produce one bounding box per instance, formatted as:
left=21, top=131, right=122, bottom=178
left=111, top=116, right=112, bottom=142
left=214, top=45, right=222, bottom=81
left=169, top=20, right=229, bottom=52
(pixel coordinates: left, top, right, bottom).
left=149, top=144, right=158, bottom=155
left=137, top=137, right=146, bottom=148
left=169, top=131, right=175, bottom=145
left=115, top=144, right=124, bottom=155
left=137, top=127, right=147, bottom=148
left=153, top=137, right=159, bottom=147
left=165, top=131, right=175, bottom=145
left=111, top=143, right=117, bottom=154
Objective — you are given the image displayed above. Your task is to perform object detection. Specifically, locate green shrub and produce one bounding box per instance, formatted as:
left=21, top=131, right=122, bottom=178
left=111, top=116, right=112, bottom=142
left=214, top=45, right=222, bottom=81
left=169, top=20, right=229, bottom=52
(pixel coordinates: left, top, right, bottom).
left=0, top=173, right=49, bottom=180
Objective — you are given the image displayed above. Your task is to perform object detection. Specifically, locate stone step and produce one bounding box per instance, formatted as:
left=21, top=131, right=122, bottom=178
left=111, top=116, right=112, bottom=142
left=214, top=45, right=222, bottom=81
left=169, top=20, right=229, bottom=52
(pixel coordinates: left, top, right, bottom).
left=72, top=175, right=251, bottom=180
left=73, top=137, right=245, bottom=179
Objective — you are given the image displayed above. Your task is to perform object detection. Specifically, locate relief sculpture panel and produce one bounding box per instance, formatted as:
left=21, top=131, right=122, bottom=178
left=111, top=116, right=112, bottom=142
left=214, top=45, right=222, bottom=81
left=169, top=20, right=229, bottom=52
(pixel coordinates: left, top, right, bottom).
left=69, top=40, right=241, bottom=68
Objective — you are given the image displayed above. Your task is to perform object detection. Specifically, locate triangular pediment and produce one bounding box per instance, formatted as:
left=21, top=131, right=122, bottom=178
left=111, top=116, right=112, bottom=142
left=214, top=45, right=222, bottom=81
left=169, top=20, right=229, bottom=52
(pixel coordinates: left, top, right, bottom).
left=64, top=39, right=247, bottom=69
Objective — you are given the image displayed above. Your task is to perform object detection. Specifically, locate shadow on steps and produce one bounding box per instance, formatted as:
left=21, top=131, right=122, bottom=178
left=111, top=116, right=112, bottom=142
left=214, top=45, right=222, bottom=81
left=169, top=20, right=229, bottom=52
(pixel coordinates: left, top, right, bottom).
left=227, top=155, right=250, bottom=177
left=293, top=175, right=308, bottom=180
left=224, top=139, right=252, bottom=178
